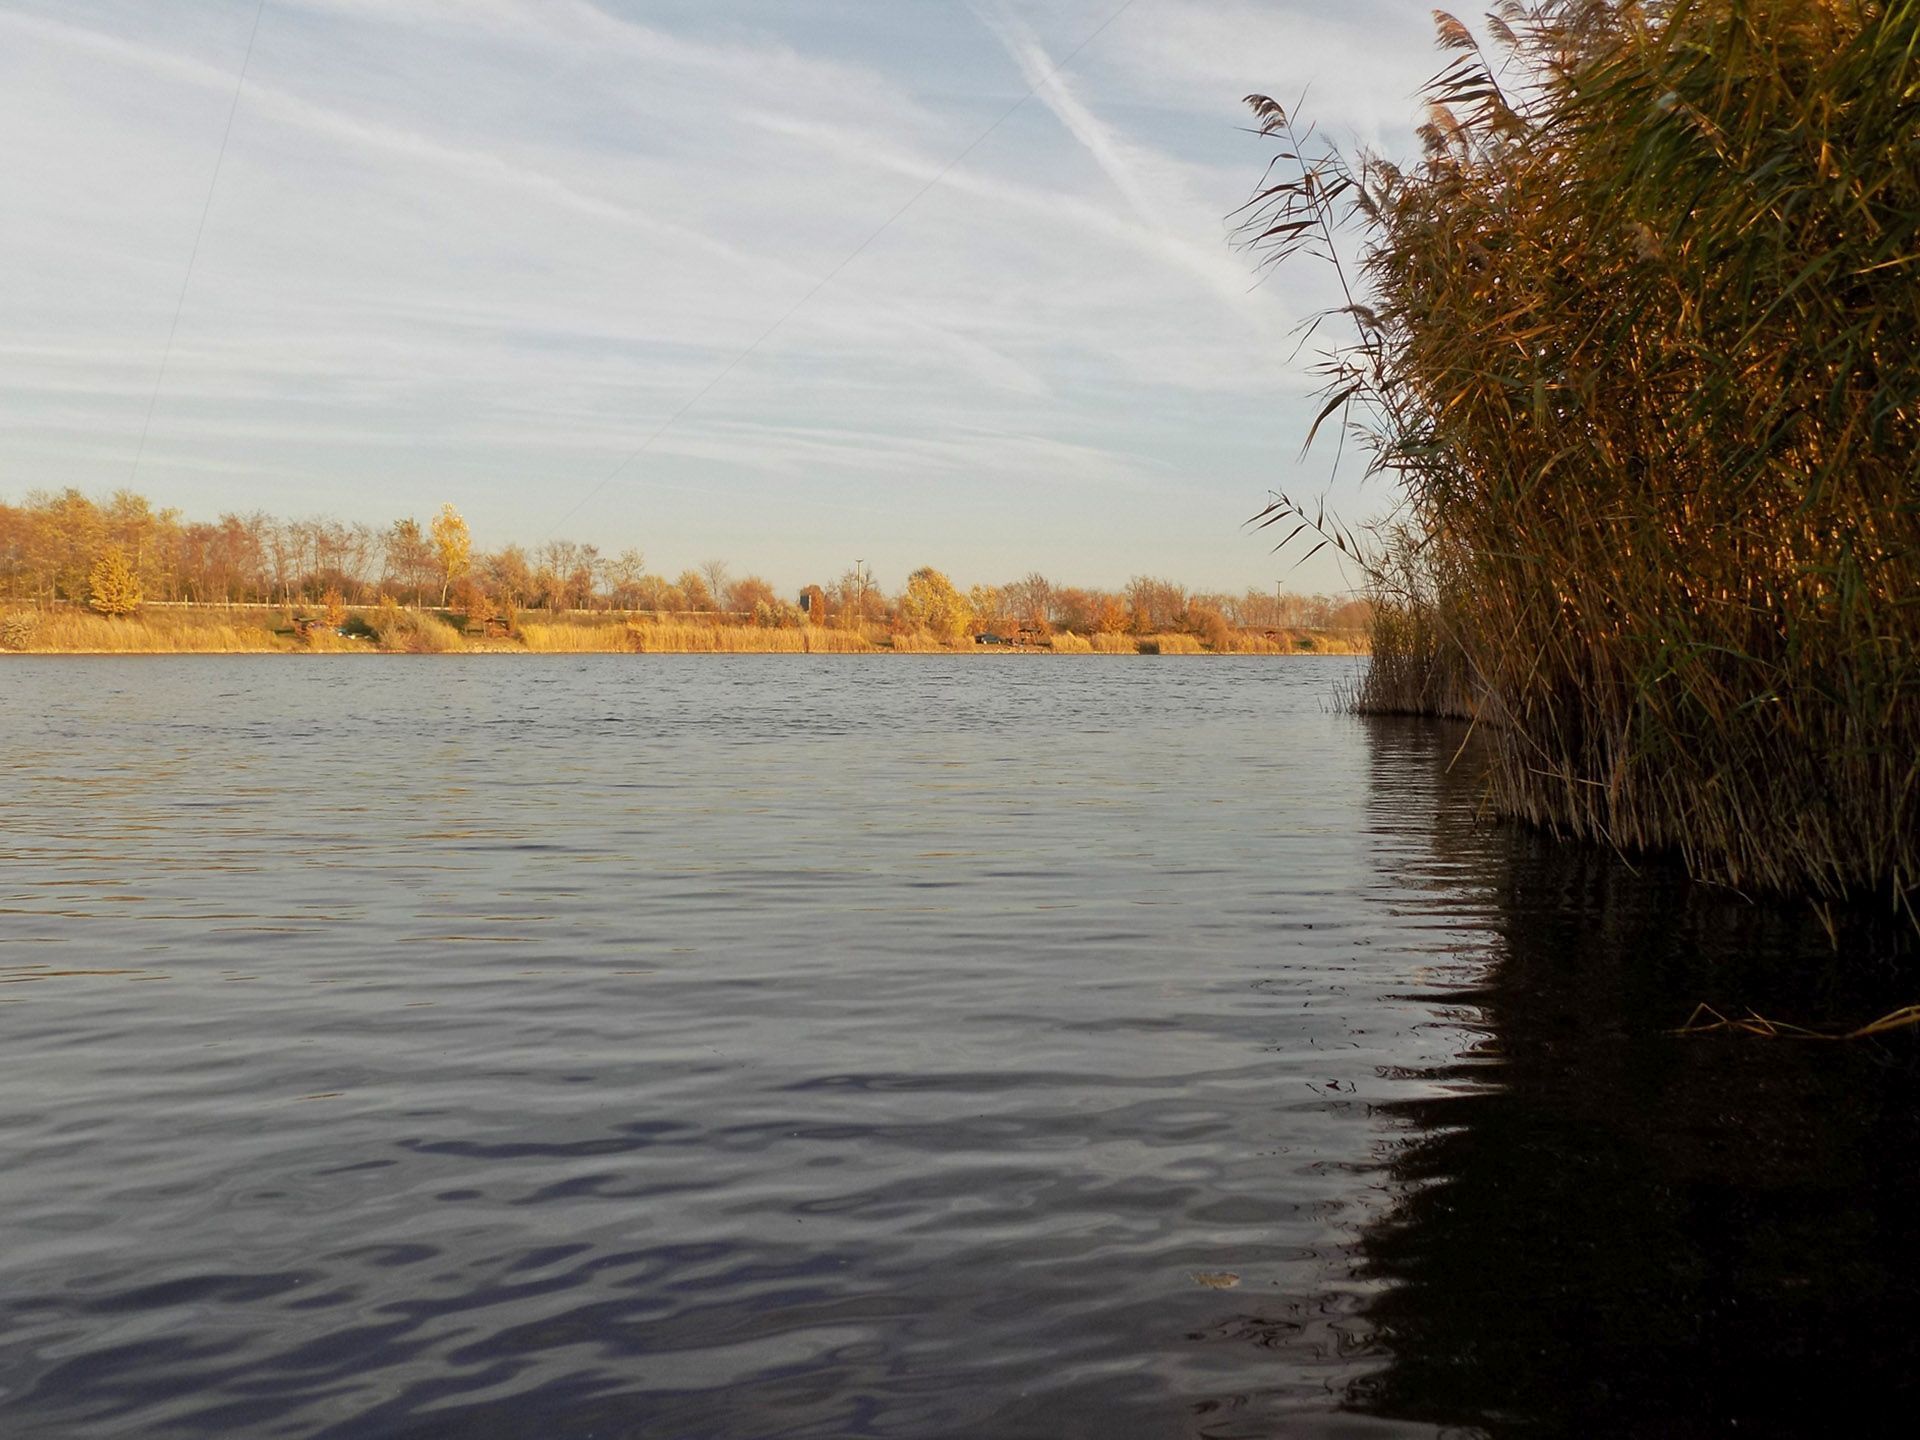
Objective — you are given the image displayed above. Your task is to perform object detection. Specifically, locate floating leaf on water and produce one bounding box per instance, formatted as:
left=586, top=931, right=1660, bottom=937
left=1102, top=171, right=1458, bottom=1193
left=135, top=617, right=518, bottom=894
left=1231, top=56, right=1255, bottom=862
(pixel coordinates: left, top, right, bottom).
left=1191, top=1271, right=1241, bottom=1289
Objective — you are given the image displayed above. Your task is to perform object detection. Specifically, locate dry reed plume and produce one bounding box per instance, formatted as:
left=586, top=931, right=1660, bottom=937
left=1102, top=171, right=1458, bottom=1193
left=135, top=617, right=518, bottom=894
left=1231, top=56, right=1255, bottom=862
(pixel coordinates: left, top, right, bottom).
left=1243, top=0, right=1919, bottom=917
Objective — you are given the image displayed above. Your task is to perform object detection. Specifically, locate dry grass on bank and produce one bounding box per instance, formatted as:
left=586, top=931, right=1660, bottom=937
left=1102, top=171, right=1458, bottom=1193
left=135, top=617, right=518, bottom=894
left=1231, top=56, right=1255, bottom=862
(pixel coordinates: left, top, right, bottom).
left=1032, top=630, right=1124, bottom=652
left=1053, top=628, right=1367, bottom=655
left=517, top=621, right=630, bottom=653
left=514, top=617, right=882, bottom=653
left=361, top=605, right=463, bottom=653
left=301, top=627, right=369, bottom=654
left=624, top=621, right=877, bottom=653
left=1137, top=633, right=1203, bottom=655
left=5, top=608, right=286, bottom=653
left=2, top=605, right=1371, bottom=659
left=884, top=630, right=949, bottom=653
left=1223, top=629, right=1368, bottom=656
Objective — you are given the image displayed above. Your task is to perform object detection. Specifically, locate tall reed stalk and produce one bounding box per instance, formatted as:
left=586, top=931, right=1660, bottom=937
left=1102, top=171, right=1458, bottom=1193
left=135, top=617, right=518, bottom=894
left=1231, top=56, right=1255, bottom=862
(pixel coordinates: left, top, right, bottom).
left=1243, top=0, right=1918, bottom=916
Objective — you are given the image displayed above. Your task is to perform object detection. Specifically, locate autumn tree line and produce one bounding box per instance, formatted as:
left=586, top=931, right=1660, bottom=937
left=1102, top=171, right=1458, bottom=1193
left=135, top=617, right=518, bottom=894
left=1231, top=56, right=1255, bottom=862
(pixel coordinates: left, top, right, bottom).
left=0, top=487, right=1369, bottom=639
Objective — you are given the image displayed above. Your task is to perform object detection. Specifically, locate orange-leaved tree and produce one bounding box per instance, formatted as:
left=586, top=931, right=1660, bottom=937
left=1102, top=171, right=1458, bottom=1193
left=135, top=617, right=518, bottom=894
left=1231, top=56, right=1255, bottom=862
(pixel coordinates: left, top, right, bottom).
left=87, top=547, right=142, bottom=617
left=430, top=503, right=471, bottom=606
left=898, top=567, right=972, bottom=642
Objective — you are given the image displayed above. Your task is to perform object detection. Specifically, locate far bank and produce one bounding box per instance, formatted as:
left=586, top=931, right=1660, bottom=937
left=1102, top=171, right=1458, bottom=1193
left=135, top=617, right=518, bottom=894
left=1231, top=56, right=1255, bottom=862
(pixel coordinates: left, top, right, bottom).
left=0, top=604, right=1368, bottom=658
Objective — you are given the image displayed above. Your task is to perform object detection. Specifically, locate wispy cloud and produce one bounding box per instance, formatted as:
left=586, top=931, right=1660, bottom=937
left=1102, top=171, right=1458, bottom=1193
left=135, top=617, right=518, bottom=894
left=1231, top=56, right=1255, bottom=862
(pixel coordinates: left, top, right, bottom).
left=0, top=0, right=1423, bottom=591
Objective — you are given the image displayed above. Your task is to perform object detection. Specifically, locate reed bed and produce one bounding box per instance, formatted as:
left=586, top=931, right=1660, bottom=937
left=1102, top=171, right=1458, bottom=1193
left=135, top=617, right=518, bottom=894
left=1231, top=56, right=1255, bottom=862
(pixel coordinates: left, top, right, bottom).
left=1349, top=604, right=1479, bottom=719
left=1244, top=0, right=1919, bottom=915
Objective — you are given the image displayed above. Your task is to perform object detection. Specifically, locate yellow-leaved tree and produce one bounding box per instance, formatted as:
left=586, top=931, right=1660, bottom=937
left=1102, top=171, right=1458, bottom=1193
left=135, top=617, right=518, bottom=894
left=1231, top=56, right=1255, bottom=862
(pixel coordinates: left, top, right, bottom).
left=430, top=503, right=471, bottom=606
left=898, top=566, right=972, bottom=642
left=88, top=547, right=142, bottom=617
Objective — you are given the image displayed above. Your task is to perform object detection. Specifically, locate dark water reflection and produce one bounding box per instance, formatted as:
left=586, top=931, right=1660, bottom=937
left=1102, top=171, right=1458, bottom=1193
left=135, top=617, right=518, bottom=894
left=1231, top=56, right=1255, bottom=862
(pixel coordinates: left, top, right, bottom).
left=1353, top=720, right=1920, bottom=1437
left=1, top=657, right=1913, bottom=1438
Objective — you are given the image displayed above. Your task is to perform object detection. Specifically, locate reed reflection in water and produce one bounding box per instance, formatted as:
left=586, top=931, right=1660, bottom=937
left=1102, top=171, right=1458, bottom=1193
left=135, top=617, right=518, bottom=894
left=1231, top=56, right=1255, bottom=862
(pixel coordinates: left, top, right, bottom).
left=1347, top=719, right=1920, bottom=1437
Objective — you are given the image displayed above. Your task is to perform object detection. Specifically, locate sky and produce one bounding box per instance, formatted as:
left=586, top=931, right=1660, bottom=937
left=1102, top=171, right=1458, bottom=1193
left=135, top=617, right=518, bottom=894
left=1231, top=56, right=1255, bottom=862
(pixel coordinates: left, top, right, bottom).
left=0, top=0, right=1442, bottom=596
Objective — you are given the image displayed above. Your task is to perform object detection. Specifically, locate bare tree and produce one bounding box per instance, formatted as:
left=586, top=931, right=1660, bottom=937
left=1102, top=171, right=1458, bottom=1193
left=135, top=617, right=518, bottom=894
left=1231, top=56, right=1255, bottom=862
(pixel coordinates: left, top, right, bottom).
left=1004, top=572, right=1053, bottom=627
left=676, top=569, right=714, bottom=612
left=604, top=548, right=645, bottom=609
left=700, top=558, right=731, bottom=613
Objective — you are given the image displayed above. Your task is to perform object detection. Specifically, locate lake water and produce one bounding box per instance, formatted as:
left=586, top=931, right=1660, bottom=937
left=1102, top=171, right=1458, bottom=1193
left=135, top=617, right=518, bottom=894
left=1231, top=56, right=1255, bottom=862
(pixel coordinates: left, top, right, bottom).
left=2, top=656, right=1915, bottom=1438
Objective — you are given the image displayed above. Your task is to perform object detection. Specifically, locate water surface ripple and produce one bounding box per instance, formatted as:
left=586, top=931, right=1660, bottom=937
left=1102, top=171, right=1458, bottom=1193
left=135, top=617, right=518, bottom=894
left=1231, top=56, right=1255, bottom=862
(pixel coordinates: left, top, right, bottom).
left=1, top=656, right=1913, bottom=1438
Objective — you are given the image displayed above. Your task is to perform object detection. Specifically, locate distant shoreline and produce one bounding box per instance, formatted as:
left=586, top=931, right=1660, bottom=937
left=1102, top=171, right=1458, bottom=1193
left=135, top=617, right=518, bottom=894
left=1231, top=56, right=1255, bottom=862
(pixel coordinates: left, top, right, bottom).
left=1, top=605, right=1368, bottom=659
left=4, top=647, right=1363, bottom=657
